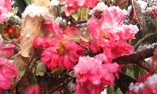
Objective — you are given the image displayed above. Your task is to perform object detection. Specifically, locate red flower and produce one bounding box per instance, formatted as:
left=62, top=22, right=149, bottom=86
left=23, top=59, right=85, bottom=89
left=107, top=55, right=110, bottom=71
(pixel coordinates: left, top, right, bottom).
left=34, top=20, right=86, bottom=71
left=24, top=84, right=42, bottom=94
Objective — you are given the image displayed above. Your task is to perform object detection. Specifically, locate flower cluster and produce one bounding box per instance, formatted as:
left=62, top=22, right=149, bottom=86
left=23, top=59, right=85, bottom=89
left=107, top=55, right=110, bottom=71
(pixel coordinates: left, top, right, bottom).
left=0, top=35, right=18, bottom=91
left=0, top=0, right=11, bottom=23
left=34, top=20, right=86, bottom=71
left=73, top=3, right=139, bottom=93
left=61, top=0, right=98, bottom=16
left=74, top=56, right=119, bottom=94
left=34, top=2, right=139, bottom=94
left=127, top=73, right=157, bottom=94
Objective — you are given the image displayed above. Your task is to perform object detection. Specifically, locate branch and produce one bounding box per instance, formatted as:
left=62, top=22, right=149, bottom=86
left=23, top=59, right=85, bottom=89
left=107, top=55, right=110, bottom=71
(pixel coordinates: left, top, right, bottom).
left=113, top=43, right=157, bottom=71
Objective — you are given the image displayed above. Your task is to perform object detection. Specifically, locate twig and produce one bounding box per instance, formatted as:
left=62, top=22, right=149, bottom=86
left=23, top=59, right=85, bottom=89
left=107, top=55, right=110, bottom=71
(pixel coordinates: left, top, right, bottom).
left=113, top=43, right=157, bottom=71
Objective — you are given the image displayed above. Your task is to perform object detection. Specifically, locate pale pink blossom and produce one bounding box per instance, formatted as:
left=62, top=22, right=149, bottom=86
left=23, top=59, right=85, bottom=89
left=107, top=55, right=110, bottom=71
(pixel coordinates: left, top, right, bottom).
left=127, top=73, right=157, bottom=94
left=0, top=0, right=11, bottom=23
left=34, top=20, right=86, bottom=71
left=74, top=56, right=119, bottom=94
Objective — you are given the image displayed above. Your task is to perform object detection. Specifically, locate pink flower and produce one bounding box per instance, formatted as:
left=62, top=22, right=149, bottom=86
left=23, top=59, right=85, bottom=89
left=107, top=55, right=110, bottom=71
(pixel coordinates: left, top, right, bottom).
left=87, top=5, right=138, bottom=62
left=127, top=74, right=157, bottom=94
left=34, top=20, right=86, bottom=71
left=0, top=35, right=14, bottom=58
left=62, top=0, right=98, bottom=16
left=0, top=0, right=11, bottom=23
left=0, top=59, right=18, bottom=89
left=74, top=56, right=119, bottom=94
left=0, top=35, right=17, bottom=89
left=24, top=84, right=42, bottom=94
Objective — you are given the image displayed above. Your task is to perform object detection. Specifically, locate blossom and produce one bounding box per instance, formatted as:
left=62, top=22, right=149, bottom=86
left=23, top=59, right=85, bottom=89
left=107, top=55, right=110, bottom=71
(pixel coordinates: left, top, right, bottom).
left=34, top=20, right=86, bottom=71
left=62, top=0, right=98, bottom=16
left=127, top=73, right=157, bottom=94
left=0, top=35, right=15, bottom=58
left=87, top=4, right=138, bottom=62
left=0, top=59, right=18, bottom=89
left=0, top=0, right=11, bottom=23
left=74, top=56, right=119, bottom=94
left=0, top=35, right=18, bottom=89
left=24, top=84, right=42, bottom=94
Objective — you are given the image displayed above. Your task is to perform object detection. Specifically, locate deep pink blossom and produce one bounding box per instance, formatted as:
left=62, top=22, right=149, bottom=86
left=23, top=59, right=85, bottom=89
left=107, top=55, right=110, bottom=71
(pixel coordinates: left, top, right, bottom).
left=24, top=84, right=42, bottom=94
left=34, top=20, right=86, bottom=71
left=0, top=35, right=15, bottom=58
left=0, top=0, right=11, bottom=23
left=87, top=4, right=138, bottom=62
left=0, top=35, right=17, bottom=89
left=74, top=56, right=119, bottom=94
left=0, top=59, right=18, bottom=89
left=127, top=74, right=157, bottom=94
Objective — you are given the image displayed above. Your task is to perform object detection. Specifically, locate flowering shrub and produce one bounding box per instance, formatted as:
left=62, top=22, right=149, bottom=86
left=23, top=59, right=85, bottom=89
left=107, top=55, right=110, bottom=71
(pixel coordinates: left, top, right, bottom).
left=0, top=0, right=157, bottom=94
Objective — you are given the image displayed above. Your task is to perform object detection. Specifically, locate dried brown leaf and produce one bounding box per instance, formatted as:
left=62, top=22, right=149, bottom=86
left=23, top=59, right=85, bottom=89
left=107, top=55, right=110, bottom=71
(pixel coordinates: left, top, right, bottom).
left=20, top=16, right=42, bottom=58
left=132, top=0, right=146, bottom=29
left=35, top=62, right=46, bottom=76
left=13, top=54, right=29, bottom=71
left=114, top=0, right=129, bottom=9
left=33, top=0, right=50, bottom=7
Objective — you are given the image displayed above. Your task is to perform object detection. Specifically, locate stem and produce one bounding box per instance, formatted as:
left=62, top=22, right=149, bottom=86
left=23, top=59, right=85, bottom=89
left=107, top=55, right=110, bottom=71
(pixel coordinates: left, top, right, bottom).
left=113, top=43, right=157, bottom=72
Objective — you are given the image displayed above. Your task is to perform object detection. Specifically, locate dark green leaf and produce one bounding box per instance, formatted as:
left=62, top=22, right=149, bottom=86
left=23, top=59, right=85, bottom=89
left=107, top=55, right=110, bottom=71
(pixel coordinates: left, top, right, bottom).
left=14, top=0, right=27, bottom=16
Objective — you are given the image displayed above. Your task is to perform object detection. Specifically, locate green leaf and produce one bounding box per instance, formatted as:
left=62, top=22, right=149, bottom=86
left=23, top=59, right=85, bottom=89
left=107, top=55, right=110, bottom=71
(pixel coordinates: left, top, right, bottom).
left=145, top=15, right=157, bottom=28
left=0, top=24, right=3, bottom=34
left=140, top=68, right=146, bottom=76
left=80, top=7, right=87, bottom=20
left=14, top=0, right=27, bottom=15
left=24, top=0, right=31, bottom=5
left=133, top=65, right=140, bottom=79
left=18, top=70, right=25, bottom=77
left=72, top=10, right=80, bottom=21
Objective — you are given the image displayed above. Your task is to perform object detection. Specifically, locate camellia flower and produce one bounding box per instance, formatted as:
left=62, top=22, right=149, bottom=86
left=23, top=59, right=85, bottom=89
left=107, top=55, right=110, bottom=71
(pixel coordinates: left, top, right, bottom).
left=24, top=84, right=42, bottom=94
left=87, top=3, right=138, bottom=62
left=127, top=73, right=157, bottom=94
left=74, top=56, right=119, bottom=94
left=0, top=0, right=11, bottom=23
left=62, top=0, right=98, bottom=16
left=0, top=35, right=18, bottom=90
left=34, top=20, right=86, bottom=71
left=0, top=59, right=18, bottom=89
